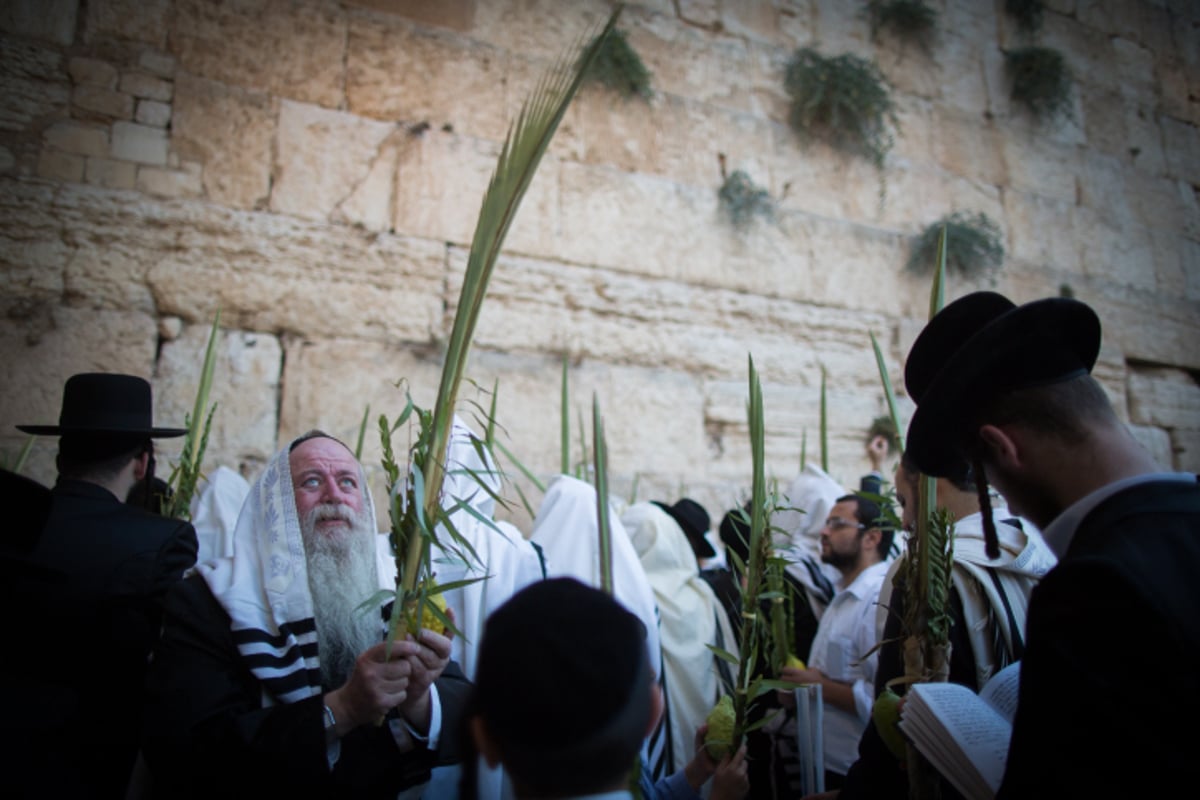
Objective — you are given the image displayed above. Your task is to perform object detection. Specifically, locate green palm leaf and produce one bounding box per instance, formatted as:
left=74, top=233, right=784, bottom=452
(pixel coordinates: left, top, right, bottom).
left=383, top=6, right=625, bottom=643
left=592, top=392, right=613, bottom=594
left=165, top=309, right=221, bottom=520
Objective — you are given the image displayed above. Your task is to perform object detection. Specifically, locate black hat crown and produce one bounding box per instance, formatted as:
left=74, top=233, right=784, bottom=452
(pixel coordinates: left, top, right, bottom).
left=17, top=373, right=186, bottom=438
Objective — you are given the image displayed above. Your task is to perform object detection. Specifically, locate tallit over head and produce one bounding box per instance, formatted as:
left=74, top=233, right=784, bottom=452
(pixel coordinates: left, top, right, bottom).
left=196, top=437, right=383, bottom=705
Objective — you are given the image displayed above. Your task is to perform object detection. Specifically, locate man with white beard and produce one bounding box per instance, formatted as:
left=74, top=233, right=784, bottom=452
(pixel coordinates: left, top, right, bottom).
left=141, top=431, right=470, bottom=799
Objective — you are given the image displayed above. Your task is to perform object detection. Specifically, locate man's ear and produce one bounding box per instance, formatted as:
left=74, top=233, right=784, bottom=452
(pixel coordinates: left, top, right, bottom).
left=470, top=716, right=501, bottom=768
left=978, top=424, right=1020, bottom=469
left=132, top=450, right=150, bottom=481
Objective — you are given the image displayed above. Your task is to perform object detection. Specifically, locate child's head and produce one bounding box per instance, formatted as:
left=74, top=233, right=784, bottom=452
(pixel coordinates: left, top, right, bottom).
left=468, top=577, right=658, bottom=797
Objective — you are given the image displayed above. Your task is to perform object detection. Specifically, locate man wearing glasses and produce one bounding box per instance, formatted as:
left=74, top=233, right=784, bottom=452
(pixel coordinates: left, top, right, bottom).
left=777, top=494, right=894, bottom=791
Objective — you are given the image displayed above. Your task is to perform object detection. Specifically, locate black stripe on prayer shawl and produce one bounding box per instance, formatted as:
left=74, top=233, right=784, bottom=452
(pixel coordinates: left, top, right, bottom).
left=239, top=642, right=318, bottom=670
left=230, top=617, right=318, bottom=647
left=801, top=556, right=835, bottom=606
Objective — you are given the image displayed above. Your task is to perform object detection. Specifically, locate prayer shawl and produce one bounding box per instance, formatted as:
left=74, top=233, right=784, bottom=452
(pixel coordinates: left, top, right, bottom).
left=877, top=508, right=1058, bottom=687
left=196, top=441, right=385, bottom=705
left=771, top=465, right=844, bottom=616
left=422, top=418, right=547, bottom=800
left=622, top=501, right=739, bottom=777
left=530, top=475, right=668, bottom=780
left=189, top=464, right=251, bottom=565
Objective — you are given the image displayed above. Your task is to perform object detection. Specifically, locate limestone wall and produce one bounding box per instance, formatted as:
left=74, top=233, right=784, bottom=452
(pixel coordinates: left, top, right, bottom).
left=2, top=0, right=1198, bottom=530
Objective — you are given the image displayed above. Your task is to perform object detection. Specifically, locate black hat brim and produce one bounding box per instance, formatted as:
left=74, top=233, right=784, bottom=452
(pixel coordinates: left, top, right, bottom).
left=905, top=297, right=1100, bottom=477
left=16, top=424, right=188, bottom=438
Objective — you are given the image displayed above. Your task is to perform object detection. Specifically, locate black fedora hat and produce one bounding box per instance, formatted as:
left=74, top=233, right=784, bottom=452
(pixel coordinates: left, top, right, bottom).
left=904, top=291, right=1100, bottom=477
left=17, top=373, right=187, bottom=438
left=652, top=498, right=716, bottom=560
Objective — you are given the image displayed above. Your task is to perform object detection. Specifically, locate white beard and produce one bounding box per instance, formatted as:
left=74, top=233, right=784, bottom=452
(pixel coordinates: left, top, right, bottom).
left=300, top=502, right=383, bottom=689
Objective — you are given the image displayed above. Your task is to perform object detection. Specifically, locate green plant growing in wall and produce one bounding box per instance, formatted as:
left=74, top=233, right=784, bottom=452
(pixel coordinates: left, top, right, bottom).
left=1005, top=45, right=1074, bottom=122
left=718, top=169, right=774, bottom=228
left=906, top=211, right=1004, bottom=278
left=1006, top=0, right=1044, bottom=34
left=865, top=0, right=938, bottom=49
left=583, top=27, right=652, bottom=99
left=783, top=48, right=898, bottom=172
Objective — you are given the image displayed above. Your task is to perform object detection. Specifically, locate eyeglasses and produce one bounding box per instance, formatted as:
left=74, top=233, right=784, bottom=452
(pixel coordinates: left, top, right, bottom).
left=824, top=517, right=866, bottom=532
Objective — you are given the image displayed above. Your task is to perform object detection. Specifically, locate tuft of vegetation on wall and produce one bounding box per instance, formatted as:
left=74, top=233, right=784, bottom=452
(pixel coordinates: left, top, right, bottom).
left=906, top=212, right=1004, bottom=278
left=783, top=47, right=898, bottom=171
left=583, top=27, right=653, bottom=100
left=718, top=170, right=774, bottom=229
left=1005, top=45, right=1074, bottom=122
left=865, top=0, right=938, bottom=49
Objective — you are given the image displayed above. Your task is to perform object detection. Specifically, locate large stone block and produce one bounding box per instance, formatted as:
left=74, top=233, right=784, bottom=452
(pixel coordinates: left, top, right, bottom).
left=1087, top=282, right=1200, bottom=372
left=1074, top=207, right=1157, bottom=292
left=171, top=73, right=275, bottom=209
left=1129, top=424, right=1174, bottom=471
left=1002, top=190, right=1082, bottom=273
left=0, top=39, right=69, bottom=131
left=155, top=323, right=282, bottom=480
left=1171, top=428, right=1200, bottom=474
left=1, top=0, right=78, bottom=45
left=342, top=0, right=476, bottom=32
left=142, top=202, right=447, bottom=343
left=84, top=0, right=168, bottom=46
left=1128, top=365, right=1200, bottom=429
left=111, top=120, right=168, bottom=165
left=345, top=13, right=511, bottom=142
left=270, top=99, right=399, bottom=223
left=170, top=0, right=348, bottom=109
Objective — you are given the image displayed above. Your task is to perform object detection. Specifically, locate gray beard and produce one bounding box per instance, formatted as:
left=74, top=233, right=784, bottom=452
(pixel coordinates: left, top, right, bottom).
left=300, top=503, right=383, bottom=689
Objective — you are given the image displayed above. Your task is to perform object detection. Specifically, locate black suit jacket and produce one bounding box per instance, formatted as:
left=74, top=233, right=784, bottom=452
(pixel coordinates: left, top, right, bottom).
left=1, top=478, right=198, bottom=799
left=996, top=479, right=1200, bottom=798
left=142, top=572, right=471, bottom=799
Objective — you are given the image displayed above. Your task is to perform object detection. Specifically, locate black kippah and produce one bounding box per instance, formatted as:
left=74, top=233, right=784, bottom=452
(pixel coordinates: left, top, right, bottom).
left=473, top=577, right=652, bottom=794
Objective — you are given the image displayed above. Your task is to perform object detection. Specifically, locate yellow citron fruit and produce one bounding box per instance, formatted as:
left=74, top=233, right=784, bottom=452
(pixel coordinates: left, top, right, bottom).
left=704, top=695, right=735, bottom=761
left=785, top=653, right=806, bottom=670
left=872, top=687, right=907, bottom=760
left=403, top=590, right=448, bottom=636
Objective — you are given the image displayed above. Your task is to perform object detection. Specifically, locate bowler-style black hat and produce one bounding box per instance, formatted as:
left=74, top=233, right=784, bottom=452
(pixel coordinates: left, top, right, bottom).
left=652, top=497, right=716, bottom=560
left=17, top=373, right=186, bottom=438
left=903, top=291, right=1100, bottom=477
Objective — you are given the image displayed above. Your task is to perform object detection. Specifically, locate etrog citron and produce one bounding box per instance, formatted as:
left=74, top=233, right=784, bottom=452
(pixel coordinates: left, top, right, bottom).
left=872, top=687, right=907, bottom=760
left=704, top=694, right=735, bottom=760
left=403, top=590, right=448, bottom=636
left=785, top=653, right=806, bottom=670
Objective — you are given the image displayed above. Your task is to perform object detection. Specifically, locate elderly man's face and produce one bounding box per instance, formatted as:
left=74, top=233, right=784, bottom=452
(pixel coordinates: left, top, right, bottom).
left=289, top=437, right=365, bottom=537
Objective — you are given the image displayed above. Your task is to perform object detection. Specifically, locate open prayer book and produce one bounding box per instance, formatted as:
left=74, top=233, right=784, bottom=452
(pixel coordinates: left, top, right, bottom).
left=897, top=660, right=1021, bottom=800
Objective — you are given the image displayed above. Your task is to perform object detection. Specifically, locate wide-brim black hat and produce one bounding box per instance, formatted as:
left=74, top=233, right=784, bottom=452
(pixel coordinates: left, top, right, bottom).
left=652, top=498, right=716, bottom=559
left=904, top=292, right=1100, bottom=477
left=17, top=372, right=186, bottom=437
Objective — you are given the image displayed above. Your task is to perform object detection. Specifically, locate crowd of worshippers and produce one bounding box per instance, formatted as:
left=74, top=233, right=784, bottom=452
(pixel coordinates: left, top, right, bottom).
left=2, top=290, right=1197, bottom=800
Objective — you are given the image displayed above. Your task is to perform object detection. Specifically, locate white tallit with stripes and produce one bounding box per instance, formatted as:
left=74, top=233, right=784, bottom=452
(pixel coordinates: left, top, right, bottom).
left=622, top=501, right=739, bottom=778
left=529, top=475, right=669, bottom=781
left=195, top=440, right=386, bottom=705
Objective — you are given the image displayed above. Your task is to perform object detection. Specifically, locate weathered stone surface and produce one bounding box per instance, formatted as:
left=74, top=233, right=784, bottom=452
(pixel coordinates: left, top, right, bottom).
left=1128, top=366, right=1200, bottom=429
left=0, top=306, right=158, bottom=487
left=391, top=127, right=503, bottom=244
left=35, top=149, right=83, bottom=182
left=84, top=156, right=137, bottom=189
left=43, top=120, right=109, bottom=157
left=68, top=57, right=118, bottom=89
left=345, top=13, right=511, bottom=142
left=111, top=120, right=168, bottom=165
left=135, top=161, right=201, bottom=198
left=343, top=0, right=477, bottom=33
left=170, top=0, right=347, bottom=109
left=155, top=324, right=282, bottom=479
left=270, top=100, right=399, bottom=223
left=84, top=0, right=168, bottom=46
left=1129, top=424, right=1174, bottom=470
left=1, top=0, right=78, bottom=45
left=0, top=39, right=68, bottom=130
left=1171, top=429, right=1200, bottom=474
left=171, top=73, right=275, bottom=209
left=136, top=98, right=171, bottom=127
left=72, top=84, right=134, bottom=120
left=120, top=71, right=173, bottom=102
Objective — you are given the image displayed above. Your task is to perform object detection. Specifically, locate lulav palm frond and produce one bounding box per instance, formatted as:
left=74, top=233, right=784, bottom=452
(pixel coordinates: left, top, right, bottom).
left=383, top=7, right=625, bottom=646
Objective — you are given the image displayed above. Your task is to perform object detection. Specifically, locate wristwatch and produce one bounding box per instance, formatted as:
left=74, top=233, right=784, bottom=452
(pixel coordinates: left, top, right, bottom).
left=323, top=704, right=336, bottom=733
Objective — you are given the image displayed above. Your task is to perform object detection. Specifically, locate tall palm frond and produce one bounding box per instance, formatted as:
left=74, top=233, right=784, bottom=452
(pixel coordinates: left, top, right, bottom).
left=164, top=309, right=221, bottom=520
left=379, top=5, right=625, bottom=648
left=592, top=392, right=613, bottom=594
